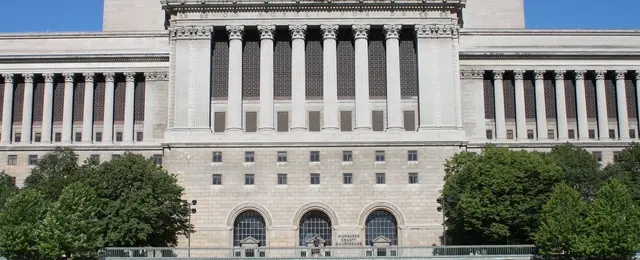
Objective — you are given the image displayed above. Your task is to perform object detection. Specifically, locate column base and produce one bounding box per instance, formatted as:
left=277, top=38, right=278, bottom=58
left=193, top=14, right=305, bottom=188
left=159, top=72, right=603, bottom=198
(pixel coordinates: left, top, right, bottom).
left=290, top=127, right=307, bottom=132
left=322, top=127, right=339, bottom=132
left=386, top=127, right=404, bottom=132
left=225, top=128, right=244, bottom=134
left=354, top=127, right=372, bottom=132
left=258, top=127, right=275, bottom=133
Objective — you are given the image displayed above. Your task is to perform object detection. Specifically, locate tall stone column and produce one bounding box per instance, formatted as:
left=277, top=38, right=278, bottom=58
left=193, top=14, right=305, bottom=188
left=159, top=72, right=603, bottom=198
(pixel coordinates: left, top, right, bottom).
left=1, top=74, right=14, bottom=144
left=534, top=70, right=548, bottom=140
left=353, top=24, right=371, bottom=132
left=321, top=24, right=339, bottom=132
left=471, top=70, right=486, bottom=140
left=258, top=25, right=276, bottom=132
left=575, top=70, right=589, bottom=140
left=595, top=70, right=608, bottom=139
left=41, top=73, right=54, bottom=143
left=493, top=70, right=506, bottom=140
left=226, top=25, right=244, bottom=133
left=143, top=72, right=156, bottom=143
left=123, top=72, right=135, bottom=143
left=452, top=26, right=463, bottom=128
left=103, top=72, right=115, bottom=143
left=21, top=73, right=35, bottom=144
left=290, top=25, right=307, bottom=132
left=615, top=70, right=629, bottom=140
left=513, top=70, right=527, bottom=140
left=168, top=28, right=177, bottom=129
left=554, top=70, right=568, bottom=141
left=383, top=24, right=403, bottom=131
left=62, top=73, right=75, bottom=144
left=81, top=73, right=95, bottom=143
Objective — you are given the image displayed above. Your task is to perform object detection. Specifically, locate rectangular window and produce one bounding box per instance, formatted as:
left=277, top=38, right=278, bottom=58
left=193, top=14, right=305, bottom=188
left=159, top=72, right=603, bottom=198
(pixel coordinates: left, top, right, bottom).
left=309, top=111, right=321, bottom=132
left=90, top=154, right=100, bottom=162
left=343, top=151, right=353, bottom=162
left=486, top=129, right=493, bottom=140
left=74, top=132, right=82, bottom=142
left=54, top=132, right=62, bottom=142
left=614, top=151, right=621, bottom=162
left=7, top=155, right=17, bottom=166
left=310, top=151, right=320, bottom=162
left=28, top=155, right=38, bottom=166
left=631, top=129, right=637, bottom=139
left=310, top=173, right=320, bottom=185
left=340, top=111, right=353, bottom=132
left=9, top=176, right=15, bottom=186
left=409, top=173, right=419, bottom=184
left=245, top=151, right=255, bottom=163
left=14, top=133, right=21, bottom=143
left=372, top=111, right=384, bottom=132
left=214, top=112, right=226, bottom=133
left=589, top=129, right=596, bottom=139
left=34, top=133, right=41, bottom=143
left=245, top=174, right=255, bottom=185
left=112, top=154, right=121, bottom=159
left=245, top=112, right=257, bottom=132
left=403, top=111, right=416, bottom=131
left=152, top=154, right=163, bottom=166
left=527, top=129, right=535, bottom=140
left=136, top=132, right=144, bottom=142
left=592, top=151, right=602, bottom=162
left=376, top=173, right=386, bottom=184
left=343, top=173, right=353, bottom=184
left=568, top=129, right=575, bottom=139
left=277, top=151, right=287, bottom=162
left=408, top=150, right=418, bottom=162
left=95, top=132, right=102, bottom=142
left=547, top=129, right=555, bottom=140
left=212, top=152, right=223, bottom=163
left=277, top=111, right=289, bottom=132
left=609, top=129, right=616, bottom=139
left=375, top=151, right=385, bottom=162
left=115, top=132, right=123, bottom=142
left=277, top=174, right=287, bottom=185
left=212, top=174, right=222, bottom=185
left=506, top=130, right=514, bottom=140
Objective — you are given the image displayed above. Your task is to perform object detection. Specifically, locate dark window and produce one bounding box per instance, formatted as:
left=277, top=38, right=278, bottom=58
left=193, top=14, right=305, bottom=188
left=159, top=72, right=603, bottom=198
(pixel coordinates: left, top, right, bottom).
left=152, top=154, right=162, bottom=166
left=365, top=210, right=398, bottom=246
left=299, top=210, right=332, bottom=246
left=212, top=174, right=222, bottom=185
left=34, top=133, right=41, bottom=143
left=403, top=111, right=416, bottom=131
left=245, top=151, right=255, bottom=163
left=547, top=130, right=555, bottom=140
left=372, top=111, right=384, bottom=131
left=340, top=111, right=352, bottom=132
left=54, top=132, right=62, bottom=142
left=7, top=155, right=17, bottom=166
left=245, top=112, right=257, bottom=132
left=614, top=151, right=621, bottom=162
left=376, top=173, right=386, bottom=184
left=115, top=132, right=123, bottom=142
left=343, top=173, right=353, bottom=184
left=90, top=154, right=100, bottom=162
left=277, top=151, right=287, bottom=162
left=343, top=151, right=353, bottom=162
left=233, top=211, right=266, bottom=247
left=310, top=151, right=320, bottom=162
left=593, top=151, right=602, bottom=162
left=74, top=132, right=82, bottom=142
left=631, top=129, right=637, bottom=139
left=277, top=111, right=289, bottom=132
left=527, top=130, right=534, bottom=140
left=408, top=150, right=418, bottom=161
left=112, top=154, right=121, bottom=159
left=409, top=173, right=418, bottom=184
left=609, top=129, right=616, bottom=139
left=28, top=155, right=38, bottom=166
left=9, top=176, right=15, bottom=186
left=506, top=130, right=514, bottom=140
left=375, top=151, right=385, bottom=162
left=310, top=173, right=320, bottom=185
left=212, top=152, right=223, bottom=163
left=245, top=174, right=255, bottom=185
left=589, top=129, right=596, bottom=139
left=13, top=133, right=21, bottom=143
left=95, top=132, right=102, bottom=142
left=309, top=111, right=321, bottom=132
left=136, top=132, right=144, bottom=142
left=214, top=112, right=226, bottom=133
left=486, top=129, right=493, bottom=140
left=278, top=174, right=287, bottom=185
left=568, top=129, right=575, bottom=139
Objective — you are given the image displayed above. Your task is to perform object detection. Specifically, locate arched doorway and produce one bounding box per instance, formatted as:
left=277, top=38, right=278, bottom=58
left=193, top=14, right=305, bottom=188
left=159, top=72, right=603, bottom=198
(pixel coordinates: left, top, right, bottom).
left=299, top=210, right=332, bottom=246
left=365, top=210, right=398, bottom=246
left=233, top=210, right=266, bottom=247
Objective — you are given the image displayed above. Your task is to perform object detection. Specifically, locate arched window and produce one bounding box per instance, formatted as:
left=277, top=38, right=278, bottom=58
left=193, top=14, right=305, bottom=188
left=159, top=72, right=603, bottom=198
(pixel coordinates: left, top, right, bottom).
left=365, top=210, right=398, bottom=246
left=233, top=211, right=266, bottom=247
left=299, top=210, right=332, bottom=246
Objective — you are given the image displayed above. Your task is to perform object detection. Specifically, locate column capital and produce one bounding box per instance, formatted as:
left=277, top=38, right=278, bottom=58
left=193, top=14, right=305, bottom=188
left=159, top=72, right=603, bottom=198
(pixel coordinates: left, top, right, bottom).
left=83, top=73, right=95, bottom=82
left=258, top=25, right=276, bottom=40
left=595, top=70, right=607, bottom=80
left=575, top=70, right=587, bottom=80
left=352, top=24, right=370, bottom=39
left=169, top=25, right=213, bottom=40
left=23, top=73, right=34, bottom=83
left=383, top=24, right=401, bottom=39
left=1, top=73, right=13, bottom=84
left=62, top=73, right=74, bottom=82
left=104, top=72, right=116, bottom=82
left=415, top=24, right=456, bottom=38
left=534, top=70, right=545, bottom=80
left=554, top=70, right=566, bottom=80
left=124, top=72, right=136, bottom=82
left=321, top=25, right=339, bottom=39
left=226, top=25, right=244, bottom=40
left=460, top=69, right=484, bottom=79
left=513, top=70, right=525, bottom=80
left=289, top=25, right=307, bottom=39
left=144, top=72, right=157, bottom=81
left=615, top=70, right=627, bottom=80
left=493, top=70, right=505, bottom=80
left=43, top=73, right=54, bottom=83
left=156, top=72, right=169, bottom=81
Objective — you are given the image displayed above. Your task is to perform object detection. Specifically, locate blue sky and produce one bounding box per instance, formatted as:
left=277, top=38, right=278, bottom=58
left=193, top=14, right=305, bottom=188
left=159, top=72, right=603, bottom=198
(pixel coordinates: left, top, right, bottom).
left=0, top=0, right=638, bottom=32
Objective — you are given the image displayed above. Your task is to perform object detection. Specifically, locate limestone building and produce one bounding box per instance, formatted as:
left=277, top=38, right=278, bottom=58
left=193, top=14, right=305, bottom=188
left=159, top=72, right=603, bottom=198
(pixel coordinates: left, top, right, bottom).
left=0, top=0, right=638, bottom=251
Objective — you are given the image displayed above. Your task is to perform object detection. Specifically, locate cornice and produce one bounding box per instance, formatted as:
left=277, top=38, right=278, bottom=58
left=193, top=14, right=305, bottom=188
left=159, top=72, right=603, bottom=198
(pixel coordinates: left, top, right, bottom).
left=461, top=29, right=640, bottom=37
left=460, top=51, right=640, bottom=60
left=0, top=53, right=169, bottom=64
left=0, top=31, right=168, bottom=40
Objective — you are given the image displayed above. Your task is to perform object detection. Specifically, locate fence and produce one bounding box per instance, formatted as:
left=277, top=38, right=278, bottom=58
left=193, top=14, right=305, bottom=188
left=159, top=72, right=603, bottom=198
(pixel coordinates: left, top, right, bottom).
left=103, top=245, right=536, bottom=259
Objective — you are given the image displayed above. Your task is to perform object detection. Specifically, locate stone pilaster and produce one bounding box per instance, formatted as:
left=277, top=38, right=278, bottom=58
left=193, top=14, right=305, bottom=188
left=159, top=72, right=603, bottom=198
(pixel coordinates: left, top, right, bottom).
left=226, top=25, right=244, bottom=133
left=81, top=73, right=95, bottom=143
left=1, top=74, right=13, bottom=144
left=41, top=73, right=54, bottom=143
left=144, top=72, right=157, bottom=143
left=595, top=70, right=608, bottom=139
left=21, top=73, right=34, bottom=144
left=290, top=25, right=307, bottom=132
left=62, top=73, right=74, bottom=144
left=493, top=70, right=506, bottom=140
left=461, top=69, right=486, bottom=140
left=124, top=72, right=136, bottom=143
left=575, top=70, right=589, bottom=140
left=103, top=72, right=115, bottom=143
left=321, top=24, right=339, bottom=132
left=353, top=24, right=371, bottom=132
left=513, top=70, right=527, bottom=140
left=383, top=24, right=403, bottom=132
left=258, top=25, right=276, bottom=132
left=615, top=70, right=629, bottom=140
left=534, top=70, right=547, bottom=140
left=554, top=70, right=568, bottom=141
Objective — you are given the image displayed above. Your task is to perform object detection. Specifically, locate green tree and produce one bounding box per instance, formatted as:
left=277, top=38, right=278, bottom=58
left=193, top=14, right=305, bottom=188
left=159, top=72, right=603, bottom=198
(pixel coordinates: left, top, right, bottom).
left=534, top=182, right=588, bottom=258
left=24, top=147, right=81, bottom=200
left=0, top=189, right=52, bottom=260
left=442, top=146, right=563, bottom=245
left=602, top=143, right=640, bottom=202
left=39, top=182, right=104, bottom=260
left=548, top=143, right=604, bottom=200
left=583, top=178, right=640, bottom=258
left=82, top=153, right=191, bottom=247
left=0, top=171, right=18, bottom=209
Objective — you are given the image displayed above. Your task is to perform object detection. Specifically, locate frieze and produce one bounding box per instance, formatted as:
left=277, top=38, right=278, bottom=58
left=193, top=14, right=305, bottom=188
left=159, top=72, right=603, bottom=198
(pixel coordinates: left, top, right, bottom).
left=169, top=25, right=213, bottom=40
left=460, top=69, right=483, bottom=79
left=415, top=24, right=457, bottom=39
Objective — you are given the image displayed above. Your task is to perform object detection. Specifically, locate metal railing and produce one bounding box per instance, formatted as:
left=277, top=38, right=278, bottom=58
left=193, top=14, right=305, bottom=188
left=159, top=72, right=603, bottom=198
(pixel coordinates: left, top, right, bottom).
left=103, top=245, right=536, bottom=259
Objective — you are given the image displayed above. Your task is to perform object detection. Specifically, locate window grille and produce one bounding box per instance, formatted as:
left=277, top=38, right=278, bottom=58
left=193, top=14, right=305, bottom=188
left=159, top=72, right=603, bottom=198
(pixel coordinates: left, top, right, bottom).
left=365, top=210, right=398, bottom=246
left=233, top=211, right=266, bottom=247
left=299, top=210, right=332, bottom=246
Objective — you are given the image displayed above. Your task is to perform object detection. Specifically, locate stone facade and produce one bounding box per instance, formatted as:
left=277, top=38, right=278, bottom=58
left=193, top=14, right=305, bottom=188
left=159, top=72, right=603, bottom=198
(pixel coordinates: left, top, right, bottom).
left=0, top=0, right=638, bottom=250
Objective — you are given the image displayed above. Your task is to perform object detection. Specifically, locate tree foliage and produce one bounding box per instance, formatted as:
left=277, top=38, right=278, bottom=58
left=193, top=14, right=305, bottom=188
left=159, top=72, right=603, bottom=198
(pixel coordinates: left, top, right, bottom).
left=602, top=143, right=640, bottom=202
left=548, top=144, right=604, bottom=200
left=0, top=189, right=51, bottom=260
left=0, top=171, right=18, bottom=209
left=24, top=147, right=81, bottom=200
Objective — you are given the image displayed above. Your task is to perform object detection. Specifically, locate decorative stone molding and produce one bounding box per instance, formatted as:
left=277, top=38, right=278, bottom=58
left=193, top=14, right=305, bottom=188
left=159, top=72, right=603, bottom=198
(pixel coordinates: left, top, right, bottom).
left=352, top=24, right=370, bottom=39
left=415, top=24, right=456, bottom=38
left=43, top=73, right=54, bottom=83
left=595, top=70, right=607, bottom=80
left=357, top=201, right=406, bottom=226
left=460, top=69, right=483, bottom=79
left=226, top=25, right=244, bottom=40
left=513, top=70, right=525, bottom=80
left=383, top=24, right=401, bottom=39
left=226, top=201, right=274, bottom=228
left=575, top=70, right=587, bottom=80
left=554, top=70, right=566, bottom=80
left=124, top=72, right=136, bottom=82
left=615, top=70, right=627, bottom=80
left=62, top=73, right=74, bottom=82
left=320, top=24, right=338, bottom=39
left=291, top=202, right=340, bottom=227
left=169, top=25, right=213, bottom=40
left=104, top=72, right=116, bottom=82
left=156, top=72, right=170, bottom=81
left=534, top=70, right=545, bottom=80
left=83, top=73, right=95, bottom=82
left=258, top=25, right=275, bottom=39
left=493, top=70, right=505, bottom=80
left=289, top=25, right=307, bottom=39
left=144, top=72, right=157, bottom=81
left=23, top=73, right=34, bottom=83
left=636, top=70, right=640, bottom=80
left=1, top=73, right=13, bottom=83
